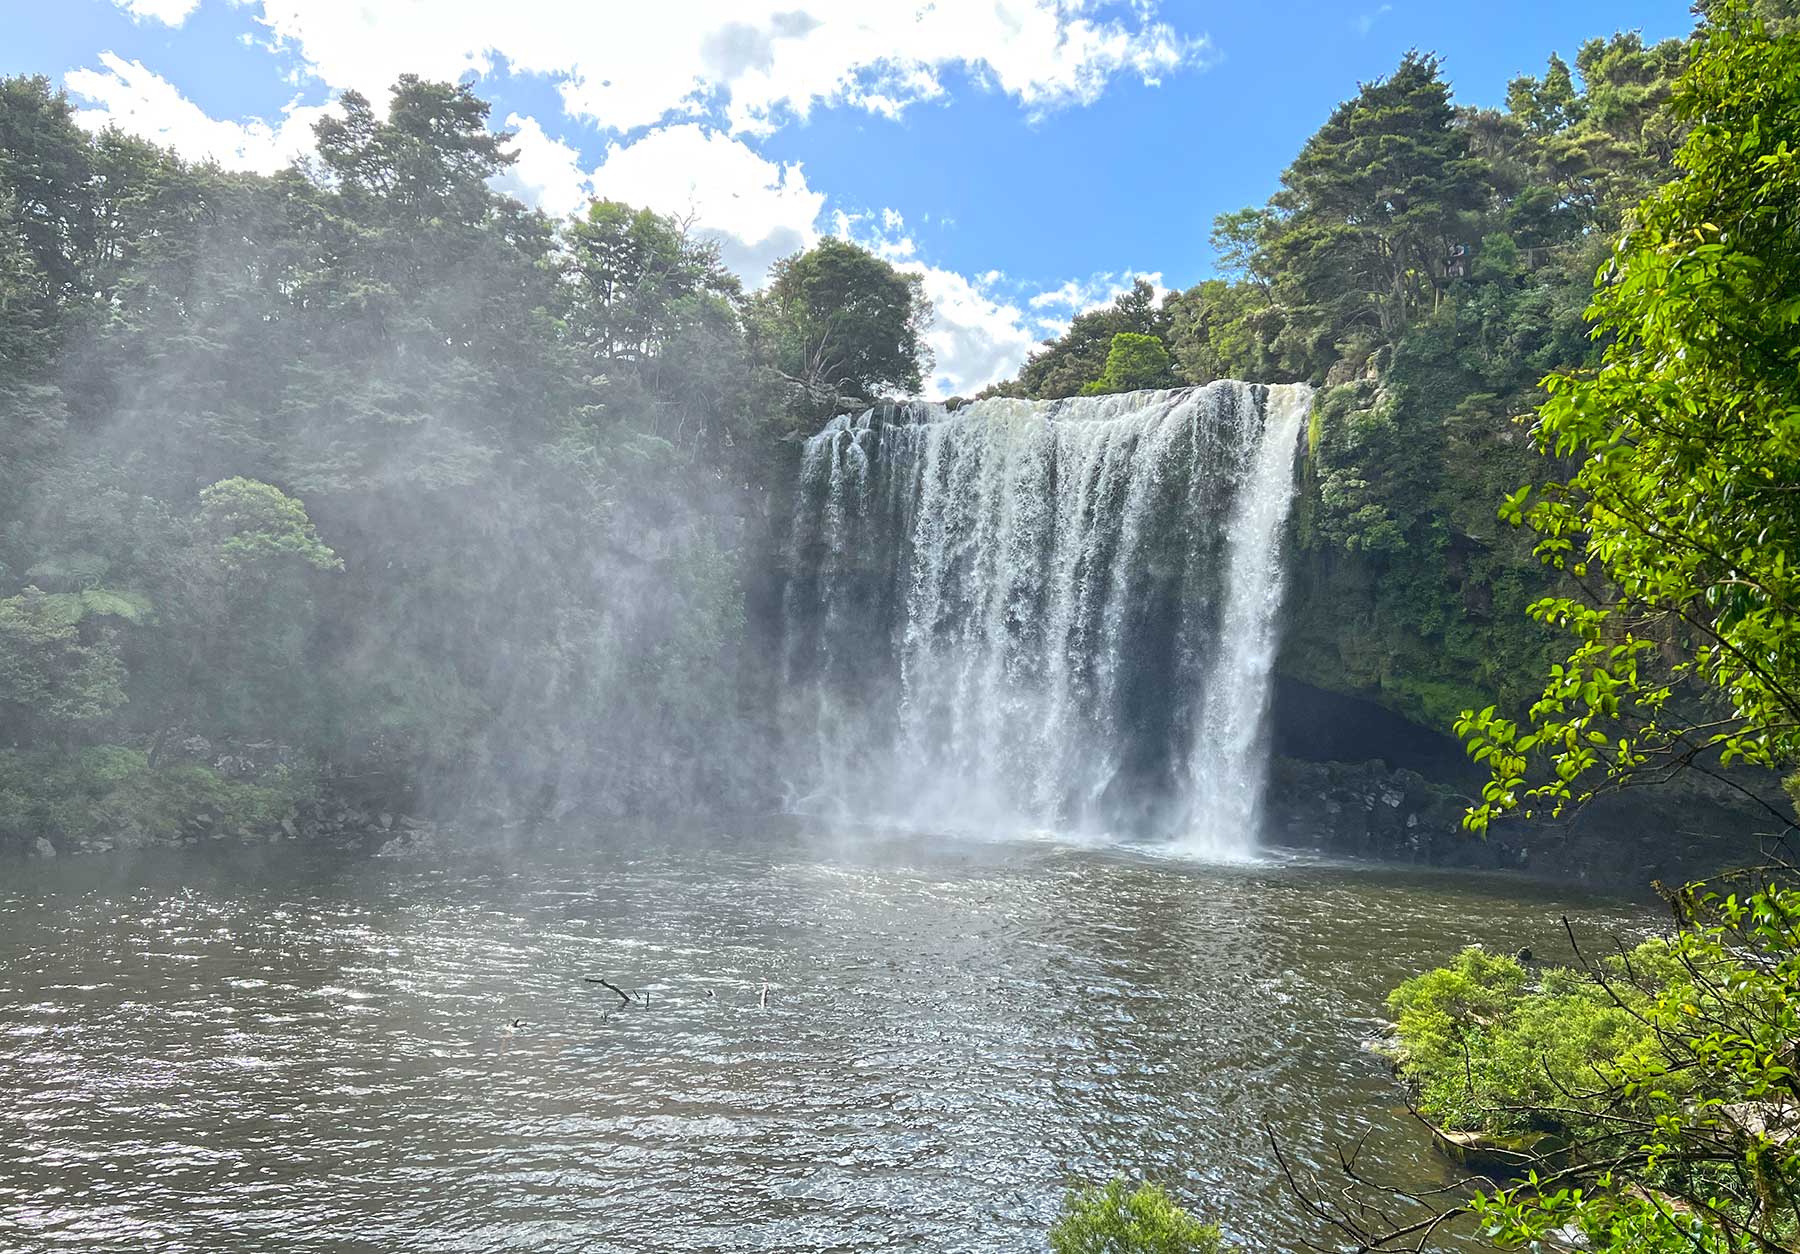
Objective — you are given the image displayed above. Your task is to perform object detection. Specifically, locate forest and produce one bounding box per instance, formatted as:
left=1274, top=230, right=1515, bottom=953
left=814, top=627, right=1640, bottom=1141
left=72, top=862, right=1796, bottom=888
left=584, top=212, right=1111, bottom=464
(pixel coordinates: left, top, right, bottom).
left=3, top=0, right=1799, bottom=1250
left=1, top=0, right=1765, bottom=861
left=0, top=74, right=931, bottom=851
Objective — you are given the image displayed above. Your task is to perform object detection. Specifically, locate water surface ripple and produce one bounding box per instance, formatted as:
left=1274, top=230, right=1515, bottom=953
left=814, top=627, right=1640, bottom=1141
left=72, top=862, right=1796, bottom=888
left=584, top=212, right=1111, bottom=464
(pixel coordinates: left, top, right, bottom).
left=0, top=826, right=1649, bottom=1252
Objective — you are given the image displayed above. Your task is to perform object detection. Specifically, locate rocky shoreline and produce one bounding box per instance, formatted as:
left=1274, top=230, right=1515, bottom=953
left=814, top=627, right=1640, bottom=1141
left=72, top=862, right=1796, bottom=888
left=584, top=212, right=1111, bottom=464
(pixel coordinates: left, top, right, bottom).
left=16, top=796, right=447, bottom=861
left=1264, top=755, right=1767, bottom=889
left=11, top=753, right=1762, bottom=892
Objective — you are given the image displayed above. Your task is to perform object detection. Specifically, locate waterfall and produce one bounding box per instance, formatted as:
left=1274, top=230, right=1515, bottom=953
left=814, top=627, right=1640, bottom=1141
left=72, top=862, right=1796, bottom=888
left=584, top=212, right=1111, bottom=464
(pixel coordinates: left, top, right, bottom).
left=1179, top=384, right=1312, bottom=855
left=782, top=380, right=1312, bottom=854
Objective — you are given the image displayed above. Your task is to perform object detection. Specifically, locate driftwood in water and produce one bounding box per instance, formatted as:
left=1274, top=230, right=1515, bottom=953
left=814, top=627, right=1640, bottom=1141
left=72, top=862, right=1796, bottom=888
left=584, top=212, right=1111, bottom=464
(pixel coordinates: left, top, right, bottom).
left=584, top=977, right=632, bottom=1006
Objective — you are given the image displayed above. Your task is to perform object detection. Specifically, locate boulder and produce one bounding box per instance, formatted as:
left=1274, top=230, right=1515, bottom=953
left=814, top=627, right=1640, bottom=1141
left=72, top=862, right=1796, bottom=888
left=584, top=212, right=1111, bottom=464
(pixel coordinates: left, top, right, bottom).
left=1429, top=1124, right=1568, bottom=1177
left=32, top=837, right=55, bottom=859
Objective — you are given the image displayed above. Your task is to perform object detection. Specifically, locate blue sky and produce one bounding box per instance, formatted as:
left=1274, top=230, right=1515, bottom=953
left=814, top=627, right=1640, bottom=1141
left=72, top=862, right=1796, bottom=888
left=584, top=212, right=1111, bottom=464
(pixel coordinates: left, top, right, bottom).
left=6, top=0, right=1695, bottom=395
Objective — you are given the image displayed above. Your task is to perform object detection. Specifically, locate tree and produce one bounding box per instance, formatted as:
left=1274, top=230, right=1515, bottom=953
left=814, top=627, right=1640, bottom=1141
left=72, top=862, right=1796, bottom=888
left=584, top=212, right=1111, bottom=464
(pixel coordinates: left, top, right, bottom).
left=565, top=201, right=738, bottom=368
left=0, top=586, right=130, bottom=746
left=1163, top=279, right=1295, bottom=386
left=1508, top=34, right=1688, bottom=237
left=1269, top=51, right=1490, bottom=348
left=749, top=236, right=931, bottom=416
left=0, top=191, right=67, bottom=509
left=1003, top=278, right=1172, bottom=399
left=142, top=479, right=339, bottom=755
left=313, top=77, right=514, bottom=226
left=195, top=478, right=341, bottom=574
left=0, top=76, right=94, bottom=308
left=1081, top=332, right=1175, bottom=395
left=1506, top=52, right=1582, bottom=136
left=1458, top=2, right=1800, bottom=837
left=1208, top=206, right=1278, bottom=294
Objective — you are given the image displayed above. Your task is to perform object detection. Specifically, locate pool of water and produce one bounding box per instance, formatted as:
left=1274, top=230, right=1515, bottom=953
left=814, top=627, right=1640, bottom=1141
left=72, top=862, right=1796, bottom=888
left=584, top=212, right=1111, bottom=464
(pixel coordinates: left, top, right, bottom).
left=0, top=823, right=1652, bottom=1251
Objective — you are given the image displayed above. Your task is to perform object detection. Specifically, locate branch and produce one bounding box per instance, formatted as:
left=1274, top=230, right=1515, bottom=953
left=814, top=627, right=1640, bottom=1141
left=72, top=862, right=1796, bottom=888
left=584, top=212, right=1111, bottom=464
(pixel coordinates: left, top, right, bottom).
left=584, top=976, right=632, bottom=1006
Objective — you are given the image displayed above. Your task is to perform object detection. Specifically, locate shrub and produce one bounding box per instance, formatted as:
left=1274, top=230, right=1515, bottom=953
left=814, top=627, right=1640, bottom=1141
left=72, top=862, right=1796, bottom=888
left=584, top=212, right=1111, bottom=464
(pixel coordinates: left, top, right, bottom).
left=0, top=746, right=309, bottom=853
left=1387, top=944, right=1669, bottom=1136
left=1050, top=1180, right=1227, bottom=1254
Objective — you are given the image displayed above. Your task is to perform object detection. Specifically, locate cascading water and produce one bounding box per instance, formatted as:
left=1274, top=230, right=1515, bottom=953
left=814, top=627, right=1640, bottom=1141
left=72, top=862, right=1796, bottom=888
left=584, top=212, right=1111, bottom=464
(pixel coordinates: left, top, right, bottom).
left=782, top=380, right=1312, bottom=856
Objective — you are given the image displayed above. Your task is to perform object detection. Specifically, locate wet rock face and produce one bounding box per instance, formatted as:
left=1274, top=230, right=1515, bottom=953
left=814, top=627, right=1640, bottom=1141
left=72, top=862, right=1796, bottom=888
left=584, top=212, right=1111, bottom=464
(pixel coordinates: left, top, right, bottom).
left=1261, top=755, right=1763, bottom=888
left=1263, top=758, right=1481, bottom=865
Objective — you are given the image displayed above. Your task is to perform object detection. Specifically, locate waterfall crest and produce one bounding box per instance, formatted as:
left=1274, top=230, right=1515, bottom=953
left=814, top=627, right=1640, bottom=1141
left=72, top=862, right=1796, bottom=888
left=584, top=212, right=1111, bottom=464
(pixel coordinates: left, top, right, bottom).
left=782, top=380, right=1312, bottom=854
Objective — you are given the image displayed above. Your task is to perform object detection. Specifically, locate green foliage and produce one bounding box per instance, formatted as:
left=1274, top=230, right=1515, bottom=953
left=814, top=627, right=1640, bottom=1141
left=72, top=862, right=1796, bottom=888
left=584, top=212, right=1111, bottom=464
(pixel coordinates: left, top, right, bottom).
left=1163, top=278, right=1294, bottom=386
left=1269, top=51, right=1490, bottom=346
left=1399, top=883, right=1800, bottom=1253
left=1507, top=53, right=1581, bottom=136
left=748, top=235, right=931, bottom=419
left=565, top=200, right=740, bottom=368
left=0, top=586, right=127, bottom=742
left=1050, top=1181, right=1227, bottom=1254
left=0, top=76, right=94, bottom=305
left=0, top=746, right=306, bottom=852
left=1080, top=332, right=1174, bottom=395
left=1209, top=207, right=1278, bottom=291
left=313, top=77, right=515, bottom=226
left=196, top=478, right=341, bottom=572
left=994, top=278, right=1172, bottom=400
left=1388, top=945, right=1661, bottom=1135
left=1458, top=3, right=1800, bottom=832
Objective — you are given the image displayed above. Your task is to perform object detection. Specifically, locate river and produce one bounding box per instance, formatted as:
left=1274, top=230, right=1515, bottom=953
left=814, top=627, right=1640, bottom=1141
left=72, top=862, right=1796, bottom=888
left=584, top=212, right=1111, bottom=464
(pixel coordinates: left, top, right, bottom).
left=0, top=823, right=1650, bottom=1252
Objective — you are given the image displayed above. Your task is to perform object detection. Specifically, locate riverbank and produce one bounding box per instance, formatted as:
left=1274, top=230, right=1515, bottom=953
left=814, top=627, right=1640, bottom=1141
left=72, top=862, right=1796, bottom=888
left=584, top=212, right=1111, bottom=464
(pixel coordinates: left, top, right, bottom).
left=0, top=745, right=439, bottom=861
left=3, top=745, right=1753, bottom=898
left=1264, top=755, right=1766, bottom=891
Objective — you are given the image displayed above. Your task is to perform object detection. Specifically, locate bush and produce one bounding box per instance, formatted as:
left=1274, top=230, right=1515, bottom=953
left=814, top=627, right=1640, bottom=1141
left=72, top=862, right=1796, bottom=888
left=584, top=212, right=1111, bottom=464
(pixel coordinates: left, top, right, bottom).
left=0, top=746, right=309, bottom=853
left=1079, top=333, right=1175, bottom=395
left=1050, top=1180, right=1227, bottom=1254
left=1387, top=944, right=1668, bottom=1136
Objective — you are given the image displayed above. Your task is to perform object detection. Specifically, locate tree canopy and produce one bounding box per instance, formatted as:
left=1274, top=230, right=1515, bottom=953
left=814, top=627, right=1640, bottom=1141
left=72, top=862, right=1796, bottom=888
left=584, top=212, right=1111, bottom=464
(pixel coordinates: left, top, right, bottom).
left=1458, top=1, right=1800, bottom=835
left=0, top=70, right=932, bottom=845
left=748, top=235, right=931, bottom=419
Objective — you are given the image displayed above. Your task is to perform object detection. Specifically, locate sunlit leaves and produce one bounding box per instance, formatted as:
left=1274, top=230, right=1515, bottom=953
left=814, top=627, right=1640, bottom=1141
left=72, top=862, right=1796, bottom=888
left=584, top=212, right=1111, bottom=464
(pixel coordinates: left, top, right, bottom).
left=1460, top=1, right=1800, bottom=835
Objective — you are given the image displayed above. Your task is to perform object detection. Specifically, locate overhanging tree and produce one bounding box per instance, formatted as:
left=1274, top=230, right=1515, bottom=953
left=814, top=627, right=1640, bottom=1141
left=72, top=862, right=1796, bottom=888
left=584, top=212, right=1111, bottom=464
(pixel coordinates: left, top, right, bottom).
left=1457, top=2, right=1800, bottom=837
left=1287, top=8, right=1800, bottom=1250
left=749, top=236, right=932, bottom=417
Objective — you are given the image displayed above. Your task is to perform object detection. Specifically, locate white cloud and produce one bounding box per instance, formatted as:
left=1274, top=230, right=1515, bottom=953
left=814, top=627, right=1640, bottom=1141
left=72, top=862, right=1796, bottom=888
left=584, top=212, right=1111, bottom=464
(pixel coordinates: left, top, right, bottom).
left=58, top=54, right=820, bottom=284
left=1028, top=269, right=1168, bottom=317
left=907, top=263, right=1039, bottom=399
left=110, top=0, right=202, bottom=26
left=1028, top=276, right=1106, bottom=310
left=588, top=124, right=826, bottom=281
left=65, top=53, right=333, bottom=173
left=1354, top=4, right=1394, bottom=36
left=245, top=1, right=1209, bottom=134
left=492, top=113, right=591, bottom=219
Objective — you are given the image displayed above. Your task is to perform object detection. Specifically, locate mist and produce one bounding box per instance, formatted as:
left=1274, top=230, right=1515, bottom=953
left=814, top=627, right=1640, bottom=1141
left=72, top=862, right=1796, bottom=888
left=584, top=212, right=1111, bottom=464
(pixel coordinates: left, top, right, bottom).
left=6, top=9, right=1797, bottom=1248
left=0, top=77, right=878, bottom=852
